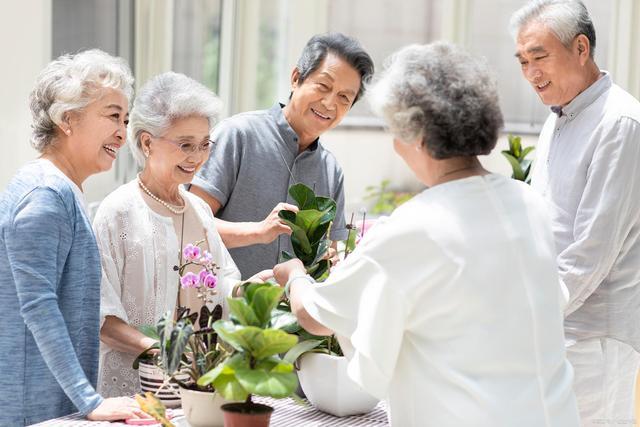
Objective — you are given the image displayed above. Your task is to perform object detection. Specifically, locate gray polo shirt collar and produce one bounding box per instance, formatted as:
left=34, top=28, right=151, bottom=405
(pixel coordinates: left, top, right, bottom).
left=268, top=103, right=319, bottom=155
left=551, top=71, right=611, bottom=120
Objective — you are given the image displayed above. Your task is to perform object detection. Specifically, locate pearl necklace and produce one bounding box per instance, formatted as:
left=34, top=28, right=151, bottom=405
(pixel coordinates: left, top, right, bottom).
left=137, top=174, right=187, bottom=215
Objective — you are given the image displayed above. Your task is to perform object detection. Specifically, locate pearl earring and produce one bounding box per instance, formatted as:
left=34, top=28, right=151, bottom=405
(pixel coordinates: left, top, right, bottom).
left=65, top=129, right=71, bottom=135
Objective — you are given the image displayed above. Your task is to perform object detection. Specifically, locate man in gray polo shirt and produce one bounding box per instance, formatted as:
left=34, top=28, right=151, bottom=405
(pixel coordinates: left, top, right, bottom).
left=191, top=33, right=374, bottom=278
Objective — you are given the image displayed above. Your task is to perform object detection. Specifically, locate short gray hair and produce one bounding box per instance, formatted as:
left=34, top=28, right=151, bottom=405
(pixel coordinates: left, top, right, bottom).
left=127, top=72, right=223, bottom=167
left=295, top=32, right=374, bottom=104
left=29, top=49, right=134, bottom=152
left=509, top=0, right=596, bottom=57
left=368, top=42, right=503, bottom=159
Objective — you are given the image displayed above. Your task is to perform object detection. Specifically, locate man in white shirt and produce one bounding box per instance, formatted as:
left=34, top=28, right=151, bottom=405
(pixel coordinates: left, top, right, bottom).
left=511, top=1, right=640, bottom=424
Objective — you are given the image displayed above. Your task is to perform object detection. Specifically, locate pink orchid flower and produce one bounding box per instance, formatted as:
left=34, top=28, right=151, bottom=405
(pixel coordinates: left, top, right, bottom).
left=180, top=272, right=199, bottom=288
left=183, top=244, right=201, bottom=262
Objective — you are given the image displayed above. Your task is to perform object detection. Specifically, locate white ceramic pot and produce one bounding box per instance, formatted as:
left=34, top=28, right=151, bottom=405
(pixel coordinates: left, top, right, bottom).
left=138, top=360, right=189, bottom=408
left=297, top=352, right=379, bottom=417
left=179, top=387, right=227, bottom=427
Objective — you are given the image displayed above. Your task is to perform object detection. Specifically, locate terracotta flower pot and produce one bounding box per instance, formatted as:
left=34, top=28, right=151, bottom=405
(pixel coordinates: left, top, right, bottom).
left=179, top=386, right=227, bottom=427
left=297, top=352, right=379, bottom=416
left=221, top=402, right=273, bottom=427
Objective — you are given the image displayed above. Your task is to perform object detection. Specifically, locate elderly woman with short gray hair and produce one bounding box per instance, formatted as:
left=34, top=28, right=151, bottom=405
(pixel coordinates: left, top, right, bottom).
left=0, top=49, right=146, bottom=425
left=274, top=42, right=580, bottom=426
left=94, top=72, right=251, bottom=397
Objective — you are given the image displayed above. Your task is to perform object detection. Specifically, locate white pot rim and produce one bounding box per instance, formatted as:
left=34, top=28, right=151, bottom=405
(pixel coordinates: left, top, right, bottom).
left=302, top=352, right=345, bottom=361
left=179, top=386, right=219, bottom=396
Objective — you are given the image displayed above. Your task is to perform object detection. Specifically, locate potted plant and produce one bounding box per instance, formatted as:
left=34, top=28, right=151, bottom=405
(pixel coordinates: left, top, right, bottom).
left=278, top=183, right=336, bottom=281
left=277, top=185, right=379, bottom=416
left=501, top=134, right=535, bottom=183
left=197, top=282, right=299, bottom=427
left=134, top=242, right=232, bottom=427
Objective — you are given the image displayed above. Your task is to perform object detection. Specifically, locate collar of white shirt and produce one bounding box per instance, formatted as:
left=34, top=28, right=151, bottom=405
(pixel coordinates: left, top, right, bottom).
left=551, top=71, right=612, bottom=120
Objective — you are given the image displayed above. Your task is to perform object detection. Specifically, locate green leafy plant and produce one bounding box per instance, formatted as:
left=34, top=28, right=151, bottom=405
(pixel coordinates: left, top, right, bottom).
left=364, top=179, right=414, bottom=215
left=501, top=134, right=535, bottom=183
left=278, top=183, right=336, bottom=281
left=197, top=283, right=299, bottom=406
left=136, top=306, right=228, bottom=392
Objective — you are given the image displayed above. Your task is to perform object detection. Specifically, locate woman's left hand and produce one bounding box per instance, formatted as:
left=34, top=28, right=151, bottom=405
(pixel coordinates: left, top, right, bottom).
left=248, top=269, right=274, bottom=283
left=273, top=259, right=306, bottom=286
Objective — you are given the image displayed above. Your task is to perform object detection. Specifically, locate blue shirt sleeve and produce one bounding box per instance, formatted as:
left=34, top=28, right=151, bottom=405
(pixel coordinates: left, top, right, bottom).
left=5, top=187, right=103, bottom=415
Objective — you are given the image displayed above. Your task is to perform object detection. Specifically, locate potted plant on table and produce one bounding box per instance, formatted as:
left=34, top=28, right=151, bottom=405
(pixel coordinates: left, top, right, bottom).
left=197, top=282, right=299, bottom=427
left=135, top=242, right=232, bottom=427
left=501, top=134, right=535, bottom=183
left=277, top=183, right=379, bottom=417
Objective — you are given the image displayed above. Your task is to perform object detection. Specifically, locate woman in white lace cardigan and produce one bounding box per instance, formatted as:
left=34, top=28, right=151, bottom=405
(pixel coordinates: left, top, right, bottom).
left=93, top=72, right=268, bottom=397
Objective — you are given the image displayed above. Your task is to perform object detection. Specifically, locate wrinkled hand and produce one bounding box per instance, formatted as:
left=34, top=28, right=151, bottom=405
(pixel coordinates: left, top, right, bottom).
left=248, top=269, right=274, bottom=283
left=257, top=203, right=299, bottom=244
left=87, top=396, right=146, bottom=421
left=273, top=259, right=306, bottom=286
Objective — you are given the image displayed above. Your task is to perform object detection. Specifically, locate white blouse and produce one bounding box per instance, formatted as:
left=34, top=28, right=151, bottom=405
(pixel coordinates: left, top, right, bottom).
left=301, top=174, right=580, bottom=427
left=94, top=180, right=240, bottom=397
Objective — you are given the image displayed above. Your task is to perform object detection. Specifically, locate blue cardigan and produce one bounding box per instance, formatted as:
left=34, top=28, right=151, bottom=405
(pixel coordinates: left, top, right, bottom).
left=0, top=161, right=103, bottom=425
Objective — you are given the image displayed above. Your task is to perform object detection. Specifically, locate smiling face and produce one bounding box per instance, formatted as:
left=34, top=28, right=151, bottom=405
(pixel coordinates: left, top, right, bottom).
left=142, top=115, right=211, bottom=186
left=284, top=52, right=362, bottom=144
left=516, top=21, right=593, bottom=107
left=66, top=88, right=129, bottom=176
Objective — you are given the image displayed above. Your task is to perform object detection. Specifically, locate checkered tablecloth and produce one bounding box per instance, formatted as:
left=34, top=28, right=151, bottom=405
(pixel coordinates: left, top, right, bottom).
left=29, top=397, right=389, bottom=426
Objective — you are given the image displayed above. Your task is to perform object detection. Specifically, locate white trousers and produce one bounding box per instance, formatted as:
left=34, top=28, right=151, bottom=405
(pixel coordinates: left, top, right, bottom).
left=566, top=338, right=640, bottom=426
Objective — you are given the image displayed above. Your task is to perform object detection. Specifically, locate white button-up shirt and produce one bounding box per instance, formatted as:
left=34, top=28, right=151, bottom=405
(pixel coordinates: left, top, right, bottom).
left=302, top=175, right=579, bottom=427
left=531, top=72, right=640, bottom=349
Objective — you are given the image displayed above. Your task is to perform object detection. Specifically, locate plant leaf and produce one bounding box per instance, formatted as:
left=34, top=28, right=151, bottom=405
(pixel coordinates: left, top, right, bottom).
left=311, top=239, right=331, bottom=266
left=199, top=354, right=249, bottom=401
left=283, top=339, right=323, bottom=364
left=508, top=134, right=522, bottom=158
left=270, top=308, right=300, bottom=332
left=279, top=250, right=295, bottom=262
left=228, top=298, right=260, bottom=327
left=279, top=210, right=313, bottom=255
left=288, top=183, right=316, bottom=209
left=164, top=319, right=193, bottom=376
left=251, top=285, right=284, bottom=327
left=314, top=196, right=336, bottom=214
left=234, top=361, right=298, bottom=398
left=132, top=343, right=159, bottom=370
left=345, top=226, right=358, bottom=254
left=213, top=321, right=297, bottom=359
left=308, top=259, right=330, bottom=281
left=501, top=152, right=525, bottom=181
left=138, top=324, right=160, bottom=341
left=135, top=392, right=174, bottom=427
left=521, top=145, right=535, bottom=160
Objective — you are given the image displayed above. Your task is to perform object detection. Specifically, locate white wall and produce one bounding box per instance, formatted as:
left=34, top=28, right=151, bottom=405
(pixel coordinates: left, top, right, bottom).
left=0, top=1, right=51, bottom=190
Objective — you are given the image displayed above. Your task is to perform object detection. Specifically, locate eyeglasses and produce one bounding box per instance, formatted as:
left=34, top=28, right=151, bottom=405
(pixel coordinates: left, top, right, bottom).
left=153, top=136, right=214, bottom=155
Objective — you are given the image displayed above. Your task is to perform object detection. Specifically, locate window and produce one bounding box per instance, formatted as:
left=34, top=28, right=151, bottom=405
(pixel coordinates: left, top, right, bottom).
left=172, top=0, right=223, bottom=94
left=327, top=0, right=444, bottom=121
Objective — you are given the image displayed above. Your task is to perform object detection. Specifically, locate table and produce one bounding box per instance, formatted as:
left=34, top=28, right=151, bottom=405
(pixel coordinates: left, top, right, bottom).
left=30, top=397, right=389, bottom=426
